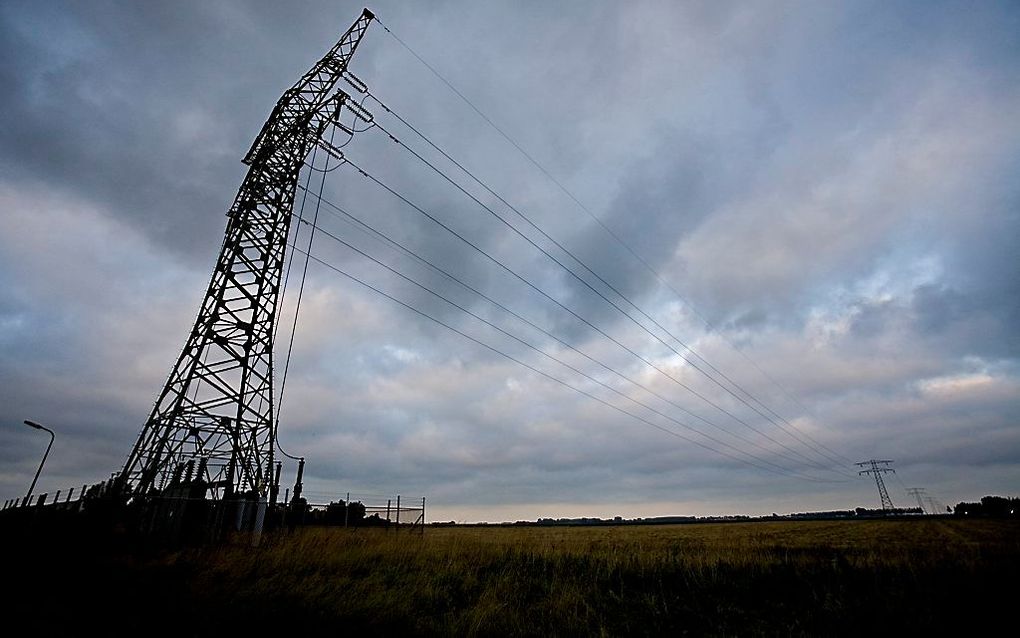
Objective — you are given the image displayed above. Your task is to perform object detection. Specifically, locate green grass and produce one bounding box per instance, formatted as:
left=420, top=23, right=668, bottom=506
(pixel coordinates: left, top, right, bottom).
left=10, top=518, right=1019, bottom=635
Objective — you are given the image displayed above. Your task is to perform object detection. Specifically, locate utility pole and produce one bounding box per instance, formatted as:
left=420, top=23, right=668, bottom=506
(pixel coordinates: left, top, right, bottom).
left=116, top=9, right=375, bottom=504
left=856, top=460, right=896, bottom=510
left=906, top=487, right=928, bottom=514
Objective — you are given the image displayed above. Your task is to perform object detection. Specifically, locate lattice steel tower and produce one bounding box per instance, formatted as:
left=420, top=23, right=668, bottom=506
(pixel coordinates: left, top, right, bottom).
left=857, top=459, right=896, bottom=510
left=117, top=9, right=375, bottom=501
left=905, top=487, right=928, bottom=513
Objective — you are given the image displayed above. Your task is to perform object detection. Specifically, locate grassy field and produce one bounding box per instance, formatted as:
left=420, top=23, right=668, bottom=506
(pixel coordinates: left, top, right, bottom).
left=9, top=518, right=1019, bottom=635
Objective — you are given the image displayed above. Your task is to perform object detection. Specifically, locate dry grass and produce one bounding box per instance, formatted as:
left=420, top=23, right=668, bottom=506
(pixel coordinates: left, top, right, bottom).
left=161, top=519, right=1017, bottom=635
left=7, top=517, right=1017, bottom=635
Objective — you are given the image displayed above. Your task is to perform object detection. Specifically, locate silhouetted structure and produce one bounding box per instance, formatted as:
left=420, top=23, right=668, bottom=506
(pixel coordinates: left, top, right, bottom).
left=905, top=487, right=927, bottom=513
left=114, top=10, right=377, bottom=523
left=857, top=459, right=896, bottom=510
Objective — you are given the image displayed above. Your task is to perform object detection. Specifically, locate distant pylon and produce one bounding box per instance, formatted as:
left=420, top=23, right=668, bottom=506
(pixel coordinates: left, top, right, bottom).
left=905, top=487, right=927, bottom=513
left=856, top=460, right=896, bottom=510
left=925, top=496, right=947, bottom=515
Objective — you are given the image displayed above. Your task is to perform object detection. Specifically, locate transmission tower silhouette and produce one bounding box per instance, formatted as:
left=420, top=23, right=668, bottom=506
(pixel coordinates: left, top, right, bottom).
left=856, top=460, right=896, bottom=510
left=926, top=496, right=947, bottom=514
left=116, top=9, right=376, bottom=502
left=905, top=487, right=927, bottom=513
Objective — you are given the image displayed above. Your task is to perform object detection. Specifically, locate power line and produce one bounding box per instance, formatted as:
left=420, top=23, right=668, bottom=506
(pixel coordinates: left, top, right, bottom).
left=299, top=210, right=846, bottom=480
left=373, top=14, right=853, bottom=468
left=301, top=183, right=844, bottom=473
left=368, top=102, right=850, bottom=472
left=337, top=157, right=854, bottom=477
left=301, top=183, right=852, bottom=477
left=363, top=115, right=846, bottom=474
left=275, top=126, right=339, bottom=462
left=272, top=142, right=324, bottom=462
left=289, top=240, right=842, bottom=482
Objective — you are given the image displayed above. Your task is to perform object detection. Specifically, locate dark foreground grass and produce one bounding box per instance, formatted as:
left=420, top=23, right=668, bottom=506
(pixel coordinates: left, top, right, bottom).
left=8, top=518, right=1019, bottom=635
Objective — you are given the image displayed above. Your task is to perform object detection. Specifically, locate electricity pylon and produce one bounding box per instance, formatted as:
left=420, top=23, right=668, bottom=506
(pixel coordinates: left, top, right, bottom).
left=117, top=9, right=375, bottom=501
left=906, top=487, right=928, bottom=513
left=926, top=496, right=947, bottom=515
left=857, top=460, right=896, bottom=510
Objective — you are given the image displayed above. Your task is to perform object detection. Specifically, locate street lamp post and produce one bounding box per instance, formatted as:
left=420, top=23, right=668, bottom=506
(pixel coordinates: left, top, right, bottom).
left=23, top=419, right=54, bottom=506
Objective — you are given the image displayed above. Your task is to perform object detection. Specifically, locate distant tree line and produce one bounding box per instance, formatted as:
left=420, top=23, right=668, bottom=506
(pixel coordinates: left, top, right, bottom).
left=295, top=499, right=405, bottom=527
left=322, top=499, right=366, bottom=526
left=953, top=495, right=1019, bottom=518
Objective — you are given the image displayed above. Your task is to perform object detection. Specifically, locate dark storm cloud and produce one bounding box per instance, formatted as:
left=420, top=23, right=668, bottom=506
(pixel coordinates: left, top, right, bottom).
left=2, top=1, right=1019, bottom=519
left=0, top=1, right=386, bottom=255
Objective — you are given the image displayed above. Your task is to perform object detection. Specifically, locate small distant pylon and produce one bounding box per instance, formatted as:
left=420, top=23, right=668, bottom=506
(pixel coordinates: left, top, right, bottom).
left=925, top=496, right=947, bottom=515
left=905, top=487, right=927, bottom=514
left=856, top=460, right=896, bottom=510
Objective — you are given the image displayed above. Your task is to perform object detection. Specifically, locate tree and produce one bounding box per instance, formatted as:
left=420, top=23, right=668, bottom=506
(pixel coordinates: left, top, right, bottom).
left=346, top=500, right=366, bottom=525
left=322, top=499, right=366, bottom=526
left=953, top=495, right=1020, bottom=517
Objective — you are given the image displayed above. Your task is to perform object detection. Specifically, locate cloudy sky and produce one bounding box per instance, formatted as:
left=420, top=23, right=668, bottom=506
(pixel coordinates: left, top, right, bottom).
left=1, top=0, right=1017, bottom=521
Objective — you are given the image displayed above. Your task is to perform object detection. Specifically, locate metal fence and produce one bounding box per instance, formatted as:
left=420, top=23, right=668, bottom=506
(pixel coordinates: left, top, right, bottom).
left=301, top=491, right=426, bottom=532
left=2, top=476, right=116, bottom=512
left=1, top=481, right=427, bottom=545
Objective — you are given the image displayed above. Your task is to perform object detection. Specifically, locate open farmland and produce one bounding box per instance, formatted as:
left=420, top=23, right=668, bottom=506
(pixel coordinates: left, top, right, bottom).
left=8, top=518, right=1018, bottom=635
